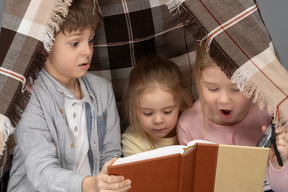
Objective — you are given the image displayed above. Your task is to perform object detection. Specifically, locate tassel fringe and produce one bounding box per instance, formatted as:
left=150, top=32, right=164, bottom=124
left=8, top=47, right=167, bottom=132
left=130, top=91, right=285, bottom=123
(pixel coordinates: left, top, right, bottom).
left=232, top=68, right=288, bottom=134
left=43, top=0, right=72, bottom=52
left=0, top=114, right=14, bottom=156
left=166, top=0, right=185, bottom=15
left=167, top=1, right=288, bottom=137
left=2, top=42, right=48, bottom=157
left=1, top=0, right=71, bottom=157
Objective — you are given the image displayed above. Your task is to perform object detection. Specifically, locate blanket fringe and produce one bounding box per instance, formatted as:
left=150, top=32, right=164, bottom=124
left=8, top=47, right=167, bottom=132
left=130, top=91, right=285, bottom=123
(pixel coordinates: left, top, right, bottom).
left=43, top=0, right=72, bottom=52
left=1, top=0, right=71, bottom=157
left=166, top=0, right=237, bottom=78
left=0, top=114, right=14, bottom=156
left=232, top=69, right=288, bottom=133
left=166, top=0, right=185, bottom=15
left=6, top=42, right=47, bottom=129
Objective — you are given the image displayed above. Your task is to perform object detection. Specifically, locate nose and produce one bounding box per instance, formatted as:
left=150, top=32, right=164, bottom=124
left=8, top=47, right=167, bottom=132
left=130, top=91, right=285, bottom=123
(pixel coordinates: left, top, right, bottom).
left=82, top=43, right=92, bottom=57
left=153, top=113, right=164, bottom=124
left=218, top=90, right=230, bottom=104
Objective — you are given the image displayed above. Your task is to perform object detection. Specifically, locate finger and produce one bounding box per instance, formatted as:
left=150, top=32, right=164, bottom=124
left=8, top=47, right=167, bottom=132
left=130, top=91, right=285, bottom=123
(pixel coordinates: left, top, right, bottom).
left=261, top=125, right=268, bottom=133
left=101, top=179, right=132, bottom=191
left=276, top=138, right=288, bottom=148
left=115, top=179, right=132, bottom=190
left=101, top=157, right=118, bottom=175
left=275, top=125, right=288, bottom=134
left=276, top=132, right=287, bottom=140
left=96, top=172, right=127, bottom=190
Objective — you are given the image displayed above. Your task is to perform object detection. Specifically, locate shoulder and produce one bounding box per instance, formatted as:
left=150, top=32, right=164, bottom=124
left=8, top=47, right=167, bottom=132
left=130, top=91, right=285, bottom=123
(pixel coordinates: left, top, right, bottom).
left=122, top=126, right=150, bottom=157
left=82, top=72, right=114, bottom=95
left=122, top=126, right=146, bottom=140
left=179, top=100, right=201, bottom=122
left=84, top=72, right=111, bottom=86
left=122, top=126, right=148, bottom=147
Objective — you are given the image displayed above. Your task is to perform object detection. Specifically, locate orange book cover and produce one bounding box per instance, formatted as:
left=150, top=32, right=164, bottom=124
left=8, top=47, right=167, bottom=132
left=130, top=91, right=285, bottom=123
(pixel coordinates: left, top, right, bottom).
left=108, top=140, right=269, bottom=192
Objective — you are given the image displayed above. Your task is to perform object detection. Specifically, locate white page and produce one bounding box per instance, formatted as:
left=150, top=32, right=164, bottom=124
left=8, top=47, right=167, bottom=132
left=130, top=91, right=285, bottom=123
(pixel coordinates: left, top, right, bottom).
left=113, top=139, right=214, bottom=165
left=113, top=145, right=186, bottom=165
left=187, top=139, right=214, bottom=146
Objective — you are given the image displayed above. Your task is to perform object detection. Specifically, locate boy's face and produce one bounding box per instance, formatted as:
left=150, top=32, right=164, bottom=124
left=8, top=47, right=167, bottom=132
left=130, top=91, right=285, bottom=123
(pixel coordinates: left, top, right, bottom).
left=44, top=28, right=95, bottom=83
left=200, top=64, right=251, bottom=126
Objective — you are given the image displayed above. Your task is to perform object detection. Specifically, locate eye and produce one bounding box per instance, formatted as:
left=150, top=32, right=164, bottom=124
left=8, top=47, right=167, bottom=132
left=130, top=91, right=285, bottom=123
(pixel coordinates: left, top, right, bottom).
left=231, top=87, right=240, bottom=92
left=88, top=38, right=94, bottom=44
left=71, top=41, right=79, bottom=47
left=208, top=88, right=218, bottom=92
left=143, top=112, right=153, bottom=116
left=163, top=110, right=173, bottom=115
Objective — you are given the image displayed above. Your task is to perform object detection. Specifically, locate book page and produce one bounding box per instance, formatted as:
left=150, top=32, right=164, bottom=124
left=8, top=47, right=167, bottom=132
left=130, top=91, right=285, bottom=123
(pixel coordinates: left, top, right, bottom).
left=113, top=145, right=186, bottom=165
left=183, top=139, right=215, bottom=154
left=113, top=140, right=214, bottom=165
left=187, top=139, right=214, bottom=147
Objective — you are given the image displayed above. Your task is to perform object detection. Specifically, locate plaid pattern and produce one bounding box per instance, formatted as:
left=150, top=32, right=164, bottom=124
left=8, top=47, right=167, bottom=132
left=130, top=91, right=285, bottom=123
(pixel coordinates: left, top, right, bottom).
left=92, top=0, right=197, bottom=109
left=0, top=0, right=197, bottom=155
left=0, top=0, right=72, bottom=182
left=169, top=0, right=288, bottom=129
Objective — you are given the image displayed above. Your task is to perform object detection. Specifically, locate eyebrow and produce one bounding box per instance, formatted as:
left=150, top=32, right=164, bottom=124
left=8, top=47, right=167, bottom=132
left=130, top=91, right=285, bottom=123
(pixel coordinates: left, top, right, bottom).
left=202, top=81, right=236, bottom=86
left=66, top=32, right=95, bottom=38
left=139, top=105, right=177, bottom=110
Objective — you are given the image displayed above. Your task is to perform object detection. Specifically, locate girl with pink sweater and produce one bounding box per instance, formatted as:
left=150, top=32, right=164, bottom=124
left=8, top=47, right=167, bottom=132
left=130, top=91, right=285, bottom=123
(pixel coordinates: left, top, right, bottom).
left=177, top=43, right=288, bottom=192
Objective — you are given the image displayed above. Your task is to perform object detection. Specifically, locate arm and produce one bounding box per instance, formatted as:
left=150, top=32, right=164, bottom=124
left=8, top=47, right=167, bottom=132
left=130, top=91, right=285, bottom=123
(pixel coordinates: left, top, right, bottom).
left=84, top=75, right=131, bottom=191
left=98, top=80, right=122, bottom=169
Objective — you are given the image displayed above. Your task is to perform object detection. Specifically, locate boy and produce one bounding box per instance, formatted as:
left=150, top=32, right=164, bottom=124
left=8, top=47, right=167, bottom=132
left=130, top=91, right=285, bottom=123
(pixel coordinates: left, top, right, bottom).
left=8, top=0, right=131, bottom=191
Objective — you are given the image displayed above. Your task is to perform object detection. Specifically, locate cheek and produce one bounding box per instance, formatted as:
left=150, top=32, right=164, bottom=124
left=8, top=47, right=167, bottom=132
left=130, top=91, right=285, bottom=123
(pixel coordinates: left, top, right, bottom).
left=202, top=91, right=215, bottom=105
left=166, top=109, right=180, bottom=128
left=236, top=96, right=251, bottom=110
left=168, top=114, right=179, bottom=128
left=136, top=113, right=150, bottom=129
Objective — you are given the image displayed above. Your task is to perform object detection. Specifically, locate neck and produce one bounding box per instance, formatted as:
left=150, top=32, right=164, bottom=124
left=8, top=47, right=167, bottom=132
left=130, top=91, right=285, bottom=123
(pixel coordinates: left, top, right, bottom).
left=60, top=78, right=82, bottom=100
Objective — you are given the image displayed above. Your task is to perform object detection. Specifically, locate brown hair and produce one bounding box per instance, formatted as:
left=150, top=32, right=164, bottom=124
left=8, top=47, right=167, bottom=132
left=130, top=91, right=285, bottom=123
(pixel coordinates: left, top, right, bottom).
left=60, top=0, right=102, bottom=34
left=193, top=42, right=217, bottom=138
left=123, top=54, right=193, bottom=131
left=193, top=42, right=216, bottom=100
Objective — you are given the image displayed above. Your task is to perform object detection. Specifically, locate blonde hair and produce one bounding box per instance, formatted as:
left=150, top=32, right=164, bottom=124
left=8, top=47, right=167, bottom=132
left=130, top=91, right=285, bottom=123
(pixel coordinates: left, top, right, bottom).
left=123, top=54, right=193, bottom=131
left=194, top=42, right=217, bottom=138
left=194, top=43, right=216, bottom=99
left=60, top=0, right=102, bottom=34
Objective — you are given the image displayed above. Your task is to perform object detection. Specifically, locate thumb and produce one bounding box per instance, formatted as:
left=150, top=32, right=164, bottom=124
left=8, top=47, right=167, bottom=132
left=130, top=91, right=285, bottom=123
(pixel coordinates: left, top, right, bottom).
left=101, top=157, right=118, bottom=174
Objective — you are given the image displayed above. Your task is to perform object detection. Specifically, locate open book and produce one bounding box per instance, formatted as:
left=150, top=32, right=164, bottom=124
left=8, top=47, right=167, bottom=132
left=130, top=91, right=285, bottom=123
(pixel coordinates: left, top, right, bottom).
left=108, top=140, right=269, bottom=192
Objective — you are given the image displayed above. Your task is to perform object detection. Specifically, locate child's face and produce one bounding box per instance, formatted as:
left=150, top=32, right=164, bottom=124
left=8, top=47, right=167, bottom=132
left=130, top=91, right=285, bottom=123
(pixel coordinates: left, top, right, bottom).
left=44, top=28, right=95, bottom=83
left=136, top=87, right=180, bottom=139
left=201, top=64, right=251, bottom=126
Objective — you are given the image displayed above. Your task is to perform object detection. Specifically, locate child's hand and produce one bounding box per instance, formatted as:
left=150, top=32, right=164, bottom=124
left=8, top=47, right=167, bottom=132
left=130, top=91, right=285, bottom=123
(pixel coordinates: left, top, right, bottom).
left=82, top=157, right=131, bottom=192
left=263, top=125, right=288, bottom=170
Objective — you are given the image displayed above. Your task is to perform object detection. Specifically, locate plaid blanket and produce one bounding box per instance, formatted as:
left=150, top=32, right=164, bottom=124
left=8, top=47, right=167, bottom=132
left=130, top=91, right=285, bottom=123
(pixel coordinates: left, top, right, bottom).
left=0, top=0, right=196, bottom=156
left=168, top=0, right=288, bottom=129
left=93, top=0, right=197, bottom=113
left=0, top=0, right=72, bottom=156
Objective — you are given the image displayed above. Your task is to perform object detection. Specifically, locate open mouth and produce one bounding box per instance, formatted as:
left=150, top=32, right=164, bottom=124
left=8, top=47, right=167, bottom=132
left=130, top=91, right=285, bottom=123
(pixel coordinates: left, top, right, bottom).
left=220, top=109, right=232, bottom=118
left=221, top=110, right=231, bottom=115
left=79, top=63, right=88, bottom=66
